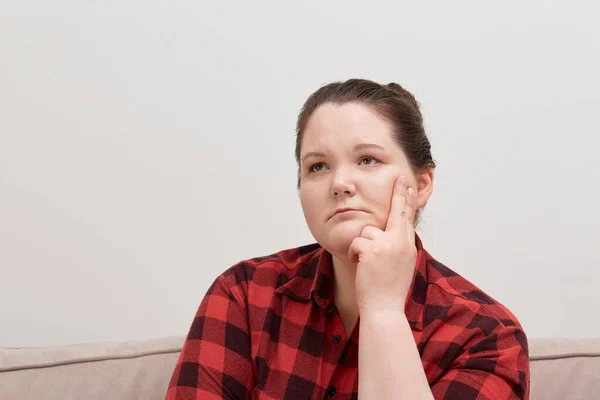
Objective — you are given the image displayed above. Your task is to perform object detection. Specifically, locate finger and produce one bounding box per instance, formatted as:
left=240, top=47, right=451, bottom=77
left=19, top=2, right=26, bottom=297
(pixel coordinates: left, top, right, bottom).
left=405, top=186, right=415, bottom=226
left=360, top=225, right=383, bottom=240
left=348, top=236, right=371, bottom=264
left=385, top=176, right=408, bottom=237
left=406, top=186, right=417, bottom=247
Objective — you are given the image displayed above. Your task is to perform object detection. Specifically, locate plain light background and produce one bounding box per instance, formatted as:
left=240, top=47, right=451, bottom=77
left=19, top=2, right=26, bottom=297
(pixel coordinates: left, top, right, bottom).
left=1, top=1, right=599, bottom=347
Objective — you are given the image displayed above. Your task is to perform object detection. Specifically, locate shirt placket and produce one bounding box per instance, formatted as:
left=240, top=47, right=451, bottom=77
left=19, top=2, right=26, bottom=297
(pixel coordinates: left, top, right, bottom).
left=320, top=309, right=360, bottom=399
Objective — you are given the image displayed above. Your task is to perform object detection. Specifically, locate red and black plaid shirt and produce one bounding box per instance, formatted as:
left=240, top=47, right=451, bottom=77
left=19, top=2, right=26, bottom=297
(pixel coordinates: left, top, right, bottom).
left=167, top=234, right=530, bottom=399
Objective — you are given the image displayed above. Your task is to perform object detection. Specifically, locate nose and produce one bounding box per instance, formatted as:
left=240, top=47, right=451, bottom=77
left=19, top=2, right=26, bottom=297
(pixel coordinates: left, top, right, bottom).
left=331, top=173, right=356, bottom=197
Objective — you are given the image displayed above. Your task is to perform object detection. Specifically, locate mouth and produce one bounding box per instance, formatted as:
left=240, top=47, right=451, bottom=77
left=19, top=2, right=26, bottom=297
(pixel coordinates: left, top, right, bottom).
left=329, top=208, right=362, bottom=220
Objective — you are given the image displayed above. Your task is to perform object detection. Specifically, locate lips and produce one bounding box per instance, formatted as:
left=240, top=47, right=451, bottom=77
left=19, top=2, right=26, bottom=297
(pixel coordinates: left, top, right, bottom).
left=330, top=208, right=362, bottom=219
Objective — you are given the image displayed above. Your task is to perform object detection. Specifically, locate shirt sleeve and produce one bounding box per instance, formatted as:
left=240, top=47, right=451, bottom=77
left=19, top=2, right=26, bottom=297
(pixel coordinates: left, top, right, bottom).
left=430, top=323, right=530, bottom=400
left=166, top=274, right=254, bottom=400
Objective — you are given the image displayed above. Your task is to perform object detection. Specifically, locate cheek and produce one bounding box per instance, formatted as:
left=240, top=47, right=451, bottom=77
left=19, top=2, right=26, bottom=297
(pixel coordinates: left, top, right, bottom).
left=368, top=174, right=395, bottom=200
left=299, top=189, right=320, bottom=221
left=363, top=175, right=396, bottom=221
left=299, top=191, right=310, bottom=214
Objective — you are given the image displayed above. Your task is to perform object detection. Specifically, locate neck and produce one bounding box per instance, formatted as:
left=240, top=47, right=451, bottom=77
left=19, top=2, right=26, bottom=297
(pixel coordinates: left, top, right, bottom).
left=331, top=253, right=359, bottom=323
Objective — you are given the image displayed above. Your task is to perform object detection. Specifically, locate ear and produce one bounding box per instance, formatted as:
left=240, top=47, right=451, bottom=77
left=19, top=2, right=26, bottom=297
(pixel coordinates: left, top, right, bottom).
left=414, top=168, right=434, bottom=210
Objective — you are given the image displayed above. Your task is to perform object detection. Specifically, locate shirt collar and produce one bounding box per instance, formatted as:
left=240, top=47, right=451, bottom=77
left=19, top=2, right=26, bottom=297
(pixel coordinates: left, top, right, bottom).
left=275, top=234, right=428, bottom=331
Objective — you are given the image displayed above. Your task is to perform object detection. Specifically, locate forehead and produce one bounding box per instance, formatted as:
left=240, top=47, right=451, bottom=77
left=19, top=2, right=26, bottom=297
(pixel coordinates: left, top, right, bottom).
left=302, top=102, right=396, bottom=150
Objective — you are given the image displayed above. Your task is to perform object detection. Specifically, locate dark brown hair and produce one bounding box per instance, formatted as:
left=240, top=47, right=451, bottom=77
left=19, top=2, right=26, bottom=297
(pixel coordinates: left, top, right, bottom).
left=294, top=78, right=437, bottom=223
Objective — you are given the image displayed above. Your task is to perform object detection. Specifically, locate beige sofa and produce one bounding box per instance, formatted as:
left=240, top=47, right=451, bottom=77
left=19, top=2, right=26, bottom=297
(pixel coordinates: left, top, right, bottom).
left=1, top=336, right=599, bottom=399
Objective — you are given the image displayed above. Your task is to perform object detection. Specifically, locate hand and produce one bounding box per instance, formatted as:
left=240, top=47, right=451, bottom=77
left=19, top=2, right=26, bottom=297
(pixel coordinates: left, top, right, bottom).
left=349, top=176, right=418, bottom=315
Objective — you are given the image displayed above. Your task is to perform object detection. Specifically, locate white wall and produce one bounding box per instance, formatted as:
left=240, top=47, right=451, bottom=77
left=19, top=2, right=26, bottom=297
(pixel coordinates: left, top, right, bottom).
left=1, top=1, right=599, bottom=347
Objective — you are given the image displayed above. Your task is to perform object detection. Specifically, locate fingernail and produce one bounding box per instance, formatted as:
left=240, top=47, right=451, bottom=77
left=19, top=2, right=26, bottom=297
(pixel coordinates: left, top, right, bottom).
left=407, top=187, right=414, bottom=196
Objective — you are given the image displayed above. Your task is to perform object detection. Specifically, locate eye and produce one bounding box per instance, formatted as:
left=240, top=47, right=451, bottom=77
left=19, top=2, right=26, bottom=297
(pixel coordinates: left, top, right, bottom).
left=360, top=156, right=379, bottom=166
left=309, top=162, right=328, bottom=173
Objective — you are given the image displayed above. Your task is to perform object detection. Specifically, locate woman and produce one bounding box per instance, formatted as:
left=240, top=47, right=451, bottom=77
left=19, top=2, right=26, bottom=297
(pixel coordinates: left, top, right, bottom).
left=166, top=79, right=530, bottom=399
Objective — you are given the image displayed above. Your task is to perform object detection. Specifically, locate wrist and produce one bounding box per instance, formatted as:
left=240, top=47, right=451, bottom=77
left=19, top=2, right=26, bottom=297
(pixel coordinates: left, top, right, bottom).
left=358, top=296, right=407, bottom=318
left=359, top=307, right=408, bottom=323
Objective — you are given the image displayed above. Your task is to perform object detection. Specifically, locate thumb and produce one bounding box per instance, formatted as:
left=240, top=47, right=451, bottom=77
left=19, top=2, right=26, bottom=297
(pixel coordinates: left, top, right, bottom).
left=348, top=237, right=369, bottom=264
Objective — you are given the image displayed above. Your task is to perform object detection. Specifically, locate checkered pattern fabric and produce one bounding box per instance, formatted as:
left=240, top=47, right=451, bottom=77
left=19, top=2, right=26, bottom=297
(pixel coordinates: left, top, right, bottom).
left=166, top=234, right=529, bottom=399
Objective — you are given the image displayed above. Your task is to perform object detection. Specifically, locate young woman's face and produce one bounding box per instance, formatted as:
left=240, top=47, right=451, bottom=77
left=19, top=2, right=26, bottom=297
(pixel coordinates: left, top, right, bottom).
left=299, top=102, right=432, bottom=257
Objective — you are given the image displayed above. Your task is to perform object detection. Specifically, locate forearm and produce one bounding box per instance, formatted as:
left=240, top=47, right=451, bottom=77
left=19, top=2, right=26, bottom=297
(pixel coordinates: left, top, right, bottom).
left=358, top=310, right=434, bottom=400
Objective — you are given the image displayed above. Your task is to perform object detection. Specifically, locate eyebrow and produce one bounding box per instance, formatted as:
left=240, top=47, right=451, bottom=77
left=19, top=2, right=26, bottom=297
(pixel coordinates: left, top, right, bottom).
left=301, top=143, right=385, bottom=162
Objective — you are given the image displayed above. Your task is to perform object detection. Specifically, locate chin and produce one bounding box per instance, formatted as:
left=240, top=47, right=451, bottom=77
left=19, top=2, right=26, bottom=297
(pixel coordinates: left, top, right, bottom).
left=318, top=224, right=365, bottom=257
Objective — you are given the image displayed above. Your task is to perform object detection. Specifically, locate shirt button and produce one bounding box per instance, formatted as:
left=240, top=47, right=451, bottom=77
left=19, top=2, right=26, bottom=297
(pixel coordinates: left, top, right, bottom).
left=332, top=335, right=341, bottom=343
left=327, top=386, right=337, bottom=397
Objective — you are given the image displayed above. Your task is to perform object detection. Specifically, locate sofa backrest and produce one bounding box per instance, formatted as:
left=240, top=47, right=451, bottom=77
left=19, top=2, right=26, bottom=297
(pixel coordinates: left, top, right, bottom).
left=529, top=338, right=600, bottom=399
left=1, top=336, right=599, bottom=399
left=0, top=336, right=183, bottom=400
